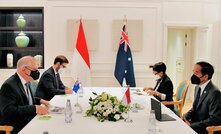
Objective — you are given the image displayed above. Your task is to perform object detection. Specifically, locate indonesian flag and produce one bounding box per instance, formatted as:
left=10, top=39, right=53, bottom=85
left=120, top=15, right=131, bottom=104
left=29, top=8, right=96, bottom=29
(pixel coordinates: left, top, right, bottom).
left=72, top=20, right=91, bottom=86
left=122, top=87, right=131, bottom=105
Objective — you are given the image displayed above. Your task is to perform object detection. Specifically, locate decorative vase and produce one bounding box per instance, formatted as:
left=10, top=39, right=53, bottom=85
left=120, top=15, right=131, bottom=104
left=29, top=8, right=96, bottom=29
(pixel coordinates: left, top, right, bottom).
left=15, top=31, right=30, bottom=47
left=34, top=55, right=43, bottom=67
left=16, top=14, right=26, bottom=28
left=7, top=53, right=13, bottom=68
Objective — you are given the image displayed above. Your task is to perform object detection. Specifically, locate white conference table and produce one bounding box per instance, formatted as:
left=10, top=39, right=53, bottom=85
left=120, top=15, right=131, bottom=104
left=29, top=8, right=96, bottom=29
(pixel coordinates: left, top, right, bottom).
left=19, top=87, right=196, bottom=134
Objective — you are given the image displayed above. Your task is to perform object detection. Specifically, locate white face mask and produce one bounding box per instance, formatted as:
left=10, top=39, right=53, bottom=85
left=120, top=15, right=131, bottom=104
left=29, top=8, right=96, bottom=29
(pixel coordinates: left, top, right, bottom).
left=58, top=68, right=64, bottom=75
left=154, top=75, right=161, bottom=80
left=58, top=69, right=62, bottom=75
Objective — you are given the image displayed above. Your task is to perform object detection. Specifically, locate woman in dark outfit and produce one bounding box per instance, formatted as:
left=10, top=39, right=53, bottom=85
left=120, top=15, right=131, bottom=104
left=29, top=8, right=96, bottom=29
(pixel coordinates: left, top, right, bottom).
left=143, top=62, right=174, bottom=110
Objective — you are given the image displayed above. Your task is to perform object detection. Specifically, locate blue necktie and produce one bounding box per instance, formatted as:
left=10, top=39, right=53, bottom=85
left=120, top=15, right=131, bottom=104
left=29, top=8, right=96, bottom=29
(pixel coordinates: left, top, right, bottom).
left=193, top=87, right=201, bottom=108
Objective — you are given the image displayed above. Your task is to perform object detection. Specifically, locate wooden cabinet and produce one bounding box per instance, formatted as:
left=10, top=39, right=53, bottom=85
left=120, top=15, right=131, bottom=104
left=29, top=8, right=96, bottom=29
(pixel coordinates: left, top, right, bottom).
left=0, top=7, right=44, bottom=69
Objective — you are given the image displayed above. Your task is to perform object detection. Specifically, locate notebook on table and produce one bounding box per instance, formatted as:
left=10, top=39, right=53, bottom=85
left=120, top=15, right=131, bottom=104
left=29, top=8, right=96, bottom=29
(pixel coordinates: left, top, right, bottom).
left=150, top=98, right=176, bottom=122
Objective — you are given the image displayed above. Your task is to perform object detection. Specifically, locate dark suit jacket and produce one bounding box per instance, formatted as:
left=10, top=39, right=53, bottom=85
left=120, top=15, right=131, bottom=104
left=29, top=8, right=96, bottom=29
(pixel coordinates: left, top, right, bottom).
left=35, top=66, right=65, bottom=101
left=0, top=73, right=38, bottom=134
left=154, top=74, right=174, bottom=110
left=184, top=81, right=221, bottom=134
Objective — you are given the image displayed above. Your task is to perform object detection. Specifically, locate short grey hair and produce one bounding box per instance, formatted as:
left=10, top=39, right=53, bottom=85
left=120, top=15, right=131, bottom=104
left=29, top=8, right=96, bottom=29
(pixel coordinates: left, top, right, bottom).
left=17, top=56, right=37, bottom=71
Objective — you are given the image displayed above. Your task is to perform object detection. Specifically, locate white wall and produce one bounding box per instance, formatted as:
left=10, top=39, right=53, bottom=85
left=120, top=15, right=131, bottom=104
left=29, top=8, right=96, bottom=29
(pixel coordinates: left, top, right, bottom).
left=0, top=0, right=220, bottom=89
left=46, top=1, right=163, bottom=87
left=162, top=0, right=220, bottom=101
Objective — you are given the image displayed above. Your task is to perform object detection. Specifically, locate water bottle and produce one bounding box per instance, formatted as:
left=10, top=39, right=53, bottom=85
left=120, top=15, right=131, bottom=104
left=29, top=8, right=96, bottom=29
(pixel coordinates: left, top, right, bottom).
left=148, top=110, right=157, bottom=134
left=65, top=99, right=72, bottom=123
left=78, top=82, right=84, bottom=97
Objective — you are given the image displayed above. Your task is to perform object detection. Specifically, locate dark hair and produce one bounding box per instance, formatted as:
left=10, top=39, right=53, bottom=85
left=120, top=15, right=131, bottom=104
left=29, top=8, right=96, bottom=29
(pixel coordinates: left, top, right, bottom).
left=196, top=61, right=214, bottom=79
left=149, top=62, right=166, bottom=74
left=54, top=55, right=69, bottom=65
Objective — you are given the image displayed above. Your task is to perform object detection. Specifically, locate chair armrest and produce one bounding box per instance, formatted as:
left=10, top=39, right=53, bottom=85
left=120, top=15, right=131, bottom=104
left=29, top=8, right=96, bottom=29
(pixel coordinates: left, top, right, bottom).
left=0, top=125, right=14, bottom=133
left=206, top=126, right=221, bottom=134
left=162, top=100, right=182, bottom=105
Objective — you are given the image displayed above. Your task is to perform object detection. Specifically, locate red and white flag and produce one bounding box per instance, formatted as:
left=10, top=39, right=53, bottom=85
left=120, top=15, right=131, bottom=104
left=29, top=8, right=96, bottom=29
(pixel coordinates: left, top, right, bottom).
left=122, top=87, right=131, bottom=105
left=72, top=20, right=91, bottom=86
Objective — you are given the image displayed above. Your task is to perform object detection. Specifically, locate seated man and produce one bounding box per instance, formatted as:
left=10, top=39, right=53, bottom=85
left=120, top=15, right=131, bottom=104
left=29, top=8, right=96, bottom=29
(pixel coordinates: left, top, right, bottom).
left=0, top=56, right=49, bottom=134
left=183, top=61, right=221, bottom=134
left=143, top=62, right=174, bottom=110
left=35, top=55, right=72, bottom=101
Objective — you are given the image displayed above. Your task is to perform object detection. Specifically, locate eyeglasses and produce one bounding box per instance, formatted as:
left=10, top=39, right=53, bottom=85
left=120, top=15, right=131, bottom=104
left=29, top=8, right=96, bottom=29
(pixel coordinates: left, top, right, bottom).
left=61, top=64, right=67, bottom=68
left=154, top=72, right=159, bottom=75
left=25, top=66, right=38, bottom=71
left=153, top=71, right=160, bottom=75
left=193, top=72, right=204, bottom=78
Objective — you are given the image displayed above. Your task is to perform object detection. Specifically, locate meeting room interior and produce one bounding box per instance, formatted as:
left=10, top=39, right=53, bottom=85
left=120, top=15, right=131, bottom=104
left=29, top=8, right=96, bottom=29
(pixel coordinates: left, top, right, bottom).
left=0, top=0, right=221, bottom=134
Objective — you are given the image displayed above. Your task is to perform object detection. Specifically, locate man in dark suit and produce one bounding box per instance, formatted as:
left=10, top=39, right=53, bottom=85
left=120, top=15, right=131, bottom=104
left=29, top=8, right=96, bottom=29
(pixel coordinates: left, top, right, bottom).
left=183, top=61, right=221, bottom=134
left=35, top=55, right=72, bottom=101
left=143, top=62, right=174, bottom=110
left=0, top=56, right=49, bottom=134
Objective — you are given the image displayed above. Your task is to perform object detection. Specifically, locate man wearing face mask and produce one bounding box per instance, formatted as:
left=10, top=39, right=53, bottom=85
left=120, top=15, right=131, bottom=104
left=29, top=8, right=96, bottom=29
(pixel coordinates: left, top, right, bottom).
left=35, top=55, right=72, bottom=101
left=183, top=61, right=221, bottom=134
left=0, top=56, right=49, bottom=134
left=143, top=62, right=174, bottom=110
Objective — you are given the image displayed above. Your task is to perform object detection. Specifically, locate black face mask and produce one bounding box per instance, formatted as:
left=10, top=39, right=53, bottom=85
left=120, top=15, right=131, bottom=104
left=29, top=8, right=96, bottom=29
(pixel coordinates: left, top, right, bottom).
left=191, top=74, right=201, bottom=85
left=30, top=70, right=40, bottom=80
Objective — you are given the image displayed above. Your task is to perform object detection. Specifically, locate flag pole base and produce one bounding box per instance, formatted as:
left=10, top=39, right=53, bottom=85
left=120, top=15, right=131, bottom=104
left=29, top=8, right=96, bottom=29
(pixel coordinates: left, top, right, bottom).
left=131, top=107, right=138, bottom=113
left=124, top=118, right=133, bottom=123
left=74, top=103, right=83, bottom=114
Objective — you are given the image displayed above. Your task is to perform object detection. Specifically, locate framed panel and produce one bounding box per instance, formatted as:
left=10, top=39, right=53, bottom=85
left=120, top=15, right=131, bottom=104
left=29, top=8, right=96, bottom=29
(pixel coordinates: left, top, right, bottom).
left=67, top=19, right=98, bottom=51
left=112, top=20, right=143, bottom=51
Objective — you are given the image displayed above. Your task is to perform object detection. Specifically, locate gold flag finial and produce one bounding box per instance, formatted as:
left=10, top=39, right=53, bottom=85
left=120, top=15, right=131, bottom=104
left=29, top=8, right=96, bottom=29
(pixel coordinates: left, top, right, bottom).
left=123, top=15, right=127, bottom=25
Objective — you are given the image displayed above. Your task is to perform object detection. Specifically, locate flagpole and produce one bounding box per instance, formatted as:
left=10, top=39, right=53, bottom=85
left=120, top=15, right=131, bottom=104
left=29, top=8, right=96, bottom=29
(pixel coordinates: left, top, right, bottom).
left=75, top=91, right=83, bottom=114
left=76, top=93, right=79, bottom=104
left=123, top=15, right=127, bottom=25
left=124, top=85, right=133, bottom=123
left=74, top=78, right=83, bottom=114
left=74, top=92, right=83, bottom=114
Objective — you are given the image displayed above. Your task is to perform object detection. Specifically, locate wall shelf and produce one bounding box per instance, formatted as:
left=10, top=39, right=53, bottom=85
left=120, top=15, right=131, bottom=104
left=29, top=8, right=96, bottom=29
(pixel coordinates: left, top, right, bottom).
left=0, top=26, right=43, bottom=31
left=0, top=7, right=44, bottom=69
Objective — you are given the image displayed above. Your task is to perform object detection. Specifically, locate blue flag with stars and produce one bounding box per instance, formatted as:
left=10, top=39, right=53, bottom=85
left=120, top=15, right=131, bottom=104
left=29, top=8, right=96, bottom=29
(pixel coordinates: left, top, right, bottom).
left=114, top=25, right=136, bottom=87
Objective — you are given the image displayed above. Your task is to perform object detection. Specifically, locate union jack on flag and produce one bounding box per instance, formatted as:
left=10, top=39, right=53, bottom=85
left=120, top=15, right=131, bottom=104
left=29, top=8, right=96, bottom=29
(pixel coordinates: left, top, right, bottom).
left=73, top=79, right=80, bottom=93
left=119, top=25, right=129, bottom=52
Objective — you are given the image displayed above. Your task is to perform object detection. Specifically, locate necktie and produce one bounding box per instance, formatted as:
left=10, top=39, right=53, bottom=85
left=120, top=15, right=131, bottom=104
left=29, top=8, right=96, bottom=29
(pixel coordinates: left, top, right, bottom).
left=193, top=87, right=201, bottom=108
left=25, top=82, right=33, bottom=105
left=55, top=73, right=59, bottom=89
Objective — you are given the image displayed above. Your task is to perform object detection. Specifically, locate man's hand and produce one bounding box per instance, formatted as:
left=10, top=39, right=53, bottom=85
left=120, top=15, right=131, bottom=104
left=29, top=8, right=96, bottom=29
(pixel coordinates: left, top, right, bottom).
left=65, top=87, right=73, bottom=94
left=143, top=87, right=154, bottom=91
left=147, top=91, right=159, bottom=96
left=36, top=105, right=48, bottom=115
left=182, top=116, right=190, bottom=126
left=40, top=99, right=50, bottom=106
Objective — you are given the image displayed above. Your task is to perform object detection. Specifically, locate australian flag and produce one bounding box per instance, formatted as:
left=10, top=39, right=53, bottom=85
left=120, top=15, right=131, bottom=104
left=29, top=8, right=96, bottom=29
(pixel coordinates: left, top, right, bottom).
left=72, top=80, right=80, bottom=93
left=114, top=25, right=136, bottom=87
